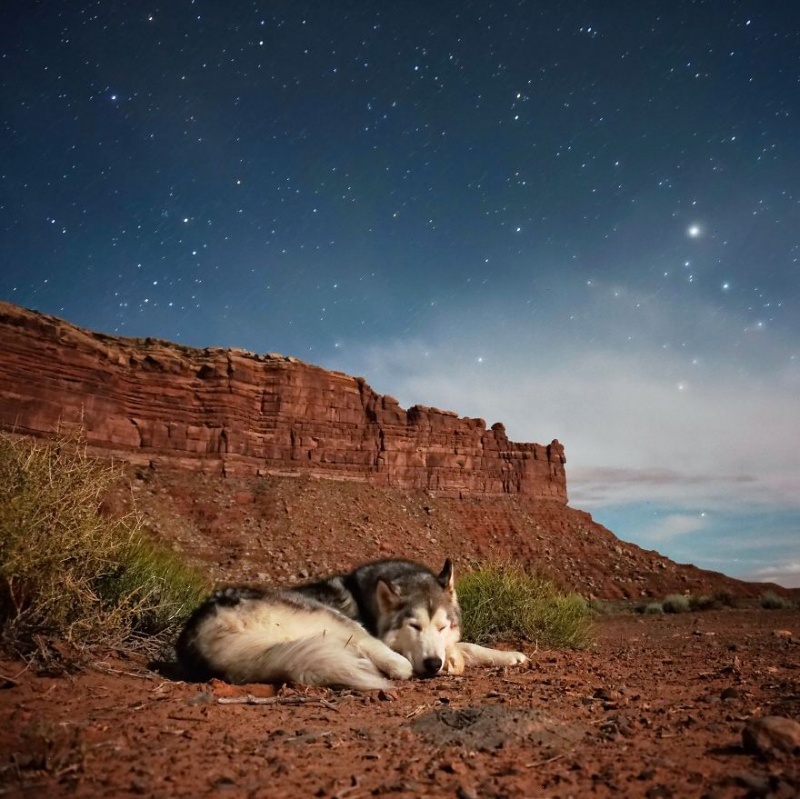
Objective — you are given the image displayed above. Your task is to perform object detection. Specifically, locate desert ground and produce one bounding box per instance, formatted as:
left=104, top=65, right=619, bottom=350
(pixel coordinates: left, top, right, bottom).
left=2, top=607, right=798, bottom=799
left=2, top=467, right=799, bottom=798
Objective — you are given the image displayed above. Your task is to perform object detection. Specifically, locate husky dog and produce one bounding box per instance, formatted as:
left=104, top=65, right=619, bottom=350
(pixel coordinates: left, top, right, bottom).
left=176, top=558, right=527, bottom=691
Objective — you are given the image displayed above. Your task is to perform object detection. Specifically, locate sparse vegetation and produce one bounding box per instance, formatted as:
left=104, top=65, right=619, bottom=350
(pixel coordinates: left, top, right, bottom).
left=586, top=598, right=616, bottom=615
left=643, top=602, right=664, bottom=615
left=0, top=432, right=208, bottom=661
left=759, top=591, right=792, bottom=610
left=456, top=562, right=592, bottom=649
left=712, top=589, right=738, bottom=608
left=688, top=594, right=718, bottom=612
left=661, top=593, right=691, bottom=614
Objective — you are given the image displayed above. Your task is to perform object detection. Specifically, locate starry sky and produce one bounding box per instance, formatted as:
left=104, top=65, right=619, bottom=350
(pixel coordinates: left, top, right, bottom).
left=2, top=1, right=799, bottom=586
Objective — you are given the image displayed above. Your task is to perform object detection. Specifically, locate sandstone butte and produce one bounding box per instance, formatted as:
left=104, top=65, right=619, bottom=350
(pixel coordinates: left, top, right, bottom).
left=0, top=301, right=566, bottom=501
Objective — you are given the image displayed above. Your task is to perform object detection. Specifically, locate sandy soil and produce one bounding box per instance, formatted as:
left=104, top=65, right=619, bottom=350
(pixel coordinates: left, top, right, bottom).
left=1, top=608, right=798, bottom=799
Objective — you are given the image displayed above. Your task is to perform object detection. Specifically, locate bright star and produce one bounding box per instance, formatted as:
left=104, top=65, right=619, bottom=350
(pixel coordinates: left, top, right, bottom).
left=687, top=224, right=702, bottom=238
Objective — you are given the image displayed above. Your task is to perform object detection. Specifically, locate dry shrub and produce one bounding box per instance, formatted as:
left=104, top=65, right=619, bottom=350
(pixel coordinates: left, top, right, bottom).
left=759, top=591, right=792, bottom=610
left=662, top=593, right=691, bottom=614
left=0, top=431, right=207, bottom=659
left=456, top=562, right=592, bottom=649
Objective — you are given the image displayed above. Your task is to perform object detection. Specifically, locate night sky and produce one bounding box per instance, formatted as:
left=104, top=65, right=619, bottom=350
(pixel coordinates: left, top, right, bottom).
left=2, top=2, right=798, bottom=586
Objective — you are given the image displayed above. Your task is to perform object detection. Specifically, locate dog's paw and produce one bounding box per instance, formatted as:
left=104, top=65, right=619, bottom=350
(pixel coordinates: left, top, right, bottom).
left=499, top=650, right=528, bottom=667
left=445, top=647, right=465, bottom=675
left=383, top=652, right=413, bottom=680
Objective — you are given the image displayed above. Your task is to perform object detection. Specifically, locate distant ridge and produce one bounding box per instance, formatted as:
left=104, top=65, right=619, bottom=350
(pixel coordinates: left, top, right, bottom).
left=0, top=301, right=566, bottom=499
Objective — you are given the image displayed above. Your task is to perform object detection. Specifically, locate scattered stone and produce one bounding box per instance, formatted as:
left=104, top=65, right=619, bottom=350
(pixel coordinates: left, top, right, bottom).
left=772, top=629, right=793, bottom=639
left=720, top=686, right=740, bottom=701
left=742, top=716, right=800, bottom=757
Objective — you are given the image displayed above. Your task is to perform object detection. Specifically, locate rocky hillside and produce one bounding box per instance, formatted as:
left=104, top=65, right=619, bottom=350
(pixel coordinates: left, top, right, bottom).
left=0, top=301, right=791, bottom=599
left=109, top=467, right=780, bottom=601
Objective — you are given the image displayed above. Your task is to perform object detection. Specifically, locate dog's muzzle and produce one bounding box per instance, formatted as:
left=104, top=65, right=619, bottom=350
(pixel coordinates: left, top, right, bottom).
left=421, top=657, right=443, bottom=677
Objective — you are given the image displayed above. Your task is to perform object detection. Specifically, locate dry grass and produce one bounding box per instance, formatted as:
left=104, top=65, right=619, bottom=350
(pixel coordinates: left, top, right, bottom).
left=456, top=562, right=592, bottom=649
left=0, top=431, right=208, bottom=662
left=661, top=593, right=692, bottom=614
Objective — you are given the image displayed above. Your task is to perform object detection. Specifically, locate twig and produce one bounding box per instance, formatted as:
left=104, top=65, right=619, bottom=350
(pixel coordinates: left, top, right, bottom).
left=526, top=752, right=568, bottom=768
left=217, top=694, right=339, bottom=708
left=0, top=673, right=20, bottom=687
left=89, top=662, right=154, bottom=680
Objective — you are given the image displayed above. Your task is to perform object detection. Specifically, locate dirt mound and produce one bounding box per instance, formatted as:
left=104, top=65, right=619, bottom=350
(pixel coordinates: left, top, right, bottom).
left=410, top=705, right=586, bottom=753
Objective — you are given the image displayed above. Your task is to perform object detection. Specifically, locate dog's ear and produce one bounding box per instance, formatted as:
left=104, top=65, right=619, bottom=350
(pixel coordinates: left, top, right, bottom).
left=376, top=579, right=402, bottom=613
left=437, top=558, right=455, bottom=593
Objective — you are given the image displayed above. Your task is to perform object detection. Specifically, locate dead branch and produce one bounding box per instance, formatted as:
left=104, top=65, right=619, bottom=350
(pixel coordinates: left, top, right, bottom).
left=217, top=694, right=339, bottom=709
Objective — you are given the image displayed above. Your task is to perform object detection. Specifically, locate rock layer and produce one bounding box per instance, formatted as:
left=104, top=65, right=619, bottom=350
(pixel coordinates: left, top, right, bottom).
left=0, top=302, right=566, bottom=500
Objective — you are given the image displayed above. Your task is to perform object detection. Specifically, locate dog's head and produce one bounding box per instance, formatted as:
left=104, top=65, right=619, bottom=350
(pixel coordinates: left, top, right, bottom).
left=376, top=559, right=461, bottom=678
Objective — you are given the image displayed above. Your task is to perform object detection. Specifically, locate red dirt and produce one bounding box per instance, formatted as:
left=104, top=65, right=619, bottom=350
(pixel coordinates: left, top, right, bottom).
left=2, top=609, right=799, bottom=799
left=3, top=470, right=799, bottom=798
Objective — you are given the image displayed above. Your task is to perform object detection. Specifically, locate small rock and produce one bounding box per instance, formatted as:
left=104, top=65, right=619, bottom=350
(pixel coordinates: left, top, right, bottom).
left=720, top=686, right=740, bottom=701
left=772, top=629, right=793, bottom=639
left=742, top=716, right=800, bottom=757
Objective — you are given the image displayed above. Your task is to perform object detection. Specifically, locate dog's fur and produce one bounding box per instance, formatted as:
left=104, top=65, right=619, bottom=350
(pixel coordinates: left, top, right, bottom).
left=176, top=558, right=527, bottom=691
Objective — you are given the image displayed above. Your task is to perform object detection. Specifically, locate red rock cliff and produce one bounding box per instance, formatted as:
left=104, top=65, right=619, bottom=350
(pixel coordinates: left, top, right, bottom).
left=0, top=302, right=567, bottom=500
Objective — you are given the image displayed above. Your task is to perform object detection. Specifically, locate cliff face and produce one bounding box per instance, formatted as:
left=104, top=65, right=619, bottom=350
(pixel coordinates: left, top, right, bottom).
left=0, top=302, right=567, bottom=501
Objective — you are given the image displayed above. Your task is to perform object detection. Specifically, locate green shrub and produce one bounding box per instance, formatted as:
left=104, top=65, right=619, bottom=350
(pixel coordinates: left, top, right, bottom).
left=712, top=589, right=738, bottom=608
left=688, top=594, right=717, bottom=612
left=760, top=591, right=791, bottom=610
left=662, top=593, right=691, bottom=614
left=643, top=602, right=664, bottom=615
left=0, top=432, right=208, bottom=658
left=587, top=598, right=616, bottom=615
left=456, top=563, right=592, bottom=649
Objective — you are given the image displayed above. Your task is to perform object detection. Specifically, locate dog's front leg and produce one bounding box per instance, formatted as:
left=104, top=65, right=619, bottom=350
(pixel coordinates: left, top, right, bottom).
left=456, top=642, right=527, bottom=668
left=356, top=635, right=413, bottom=680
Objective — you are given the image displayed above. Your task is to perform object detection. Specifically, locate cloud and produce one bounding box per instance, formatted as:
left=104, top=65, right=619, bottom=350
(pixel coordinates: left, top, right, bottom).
left=748, top=562, right=800, bottom=589
left=325, top=284, right=800, bottom=586
left=635, top=512, right=712, bottom=544
left=328, top=308, right=800, bottom=514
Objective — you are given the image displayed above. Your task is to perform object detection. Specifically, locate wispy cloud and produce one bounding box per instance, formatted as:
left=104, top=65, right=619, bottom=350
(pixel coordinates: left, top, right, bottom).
left=635, top=512, right=712, bottom=544
left=748, top=562, right=800, bottom=589
left=326, top=286, right=800, bottom=586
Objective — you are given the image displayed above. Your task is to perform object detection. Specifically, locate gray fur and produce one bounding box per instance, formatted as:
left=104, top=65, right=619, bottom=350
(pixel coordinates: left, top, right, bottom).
left=176, top=558, right=525, bottom=689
